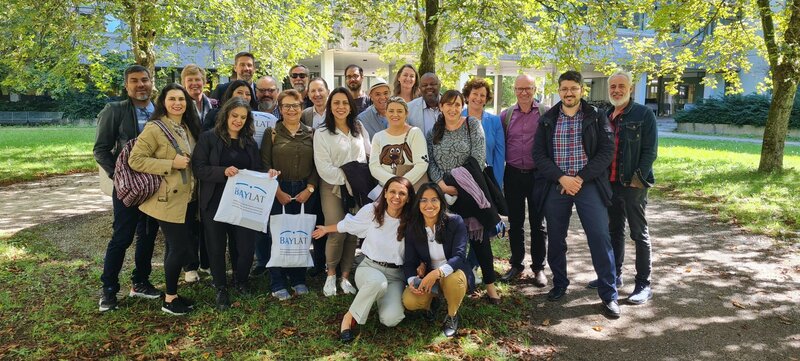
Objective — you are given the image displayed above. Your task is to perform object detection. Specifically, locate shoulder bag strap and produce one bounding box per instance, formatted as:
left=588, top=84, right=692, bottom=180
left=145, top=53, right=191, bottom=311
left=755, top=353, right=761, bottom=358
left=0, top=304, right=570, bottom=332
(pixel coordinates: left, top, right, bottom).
left=152, top=119, right=188, bottom=183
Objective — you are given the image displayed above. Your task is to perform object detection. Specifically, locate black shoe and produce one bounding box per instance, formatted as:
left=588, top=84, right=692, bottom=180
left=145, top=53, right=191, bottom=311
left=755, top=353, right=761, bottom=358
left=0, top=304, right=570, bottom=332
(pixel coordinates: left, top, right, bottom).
left=546, top=287, right=567, bottom=301
left=340, top=319, right=356, bottom=343
left=129, top=282, right=163, bottom=299
left=442, top=314, right=460, bottom=338
left=162, top=297, right=192, bottom=315
left=98, top=291, right=118, bottom=312
left=251, top=266, right=268, bottom=277
left=215, top=289, right=231, bottom=311
left=499, top=266, right=524, bottom=283
left=602, top=299, right=621, bottom=318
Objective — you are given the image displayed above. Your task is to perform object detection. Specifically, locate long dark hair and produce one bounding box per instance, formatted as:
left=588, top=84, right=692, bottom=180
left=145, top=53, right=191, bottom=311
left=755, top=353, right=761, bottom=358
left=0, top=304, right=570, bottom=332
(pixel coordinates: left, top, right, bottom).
left=214, top=98, right=255, bottom=147
left=221, top=79, right=254, bottom=104
left=323, top=87, right=361, bottom=137
left=431, top=90, right=466, bottom=144
left=400, top=182, right=448, bottom=245
left=150, top=83, right=201, bottom=140
left=373, top=176, right=415, bottom=241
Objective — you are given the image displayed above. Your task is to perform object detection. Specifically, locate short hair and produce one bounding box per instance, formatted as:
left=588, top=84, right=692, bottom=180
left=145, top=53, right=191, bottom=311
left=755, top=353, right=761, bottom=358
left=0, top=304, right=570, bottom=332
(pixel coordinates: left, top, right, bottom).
left=309, top=77, right=329, bottom=90
left=608, top=69, right=633, bottom=86
left=277, top=89, right=303, bottom=107
left=461, top=77, right=493, bottom=105
left=344, top=64, right=363, bottom=76
left=558, top=70, right=583, bottom=86
left=387, top=96, right=408, bottom=113
left=180, top=64, right=205, bottom=82
left=234, top=52, right=255, bottom=64
left=124, top=65, right=150, bottom=81
left=289, top=64, right=309, bottom=75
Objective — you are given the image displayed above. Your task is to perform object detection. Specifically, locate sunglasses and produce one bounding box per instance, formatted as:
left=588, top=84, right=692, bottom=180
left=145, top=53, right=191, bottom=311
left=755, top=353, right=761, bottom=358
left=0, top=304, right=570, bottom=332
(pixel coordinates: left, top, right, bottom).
left=290, top=73, right=307, bottom=79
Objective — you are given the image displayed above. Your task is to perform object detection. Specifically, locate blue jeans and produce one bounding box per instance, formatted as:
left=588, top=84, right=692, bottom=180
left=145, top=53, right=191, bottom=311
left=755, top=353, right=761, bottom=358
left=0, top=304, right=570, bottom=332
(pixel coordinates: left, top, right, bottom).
left=267, top=180, right=319, bottom=291
left=608, top=182, right=651, bottom=286
left=544, top=182, right=618, bottom=302
left=100, top=188, right=160, bottom=294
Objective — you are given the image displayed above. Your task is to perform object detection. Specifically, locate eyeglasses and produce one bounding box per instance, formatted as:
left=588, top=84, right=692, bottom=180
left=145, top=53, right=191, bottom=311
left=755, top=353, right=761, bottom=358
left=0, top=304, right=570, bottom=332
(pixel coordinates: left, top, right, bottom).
left=290, top=73, right=307, bottom=79
left=281, top=103, right=302, bottom=110
left=345, top=74, right=361, bottom=80
left=559, top=87, right=582, bottom=94
left=514, top=87, right=534, bottom=93
left=256, top=87, right=278, bottom=93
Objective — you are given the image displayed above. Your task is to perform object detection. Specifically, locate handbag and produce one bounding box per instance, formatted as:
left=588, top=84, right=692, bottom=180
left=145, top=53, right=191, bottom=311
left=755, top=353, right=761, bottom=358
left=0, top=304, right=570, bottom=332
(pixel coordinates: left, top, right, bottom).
left=266, top=203, right=316, bottom=268
left=213, top=169, right=278, bottom=233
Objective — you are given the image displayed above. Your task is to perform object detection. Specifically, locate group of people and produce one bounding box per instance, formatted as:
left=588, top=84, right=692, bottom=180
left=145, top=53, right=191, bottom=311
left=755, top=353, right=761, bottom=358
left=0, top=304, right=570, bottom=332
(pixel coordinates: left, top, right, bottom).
left=94, top=51, right=657, bottom=341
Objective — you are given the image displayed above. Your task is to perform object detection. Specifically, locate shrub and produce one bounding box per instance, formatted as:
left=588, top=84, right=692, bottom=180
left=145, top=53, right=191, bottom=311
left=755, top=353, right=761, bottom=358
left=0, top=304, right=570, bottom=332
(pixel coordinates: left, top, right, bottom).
left=675, top=91, right=800, bottom=128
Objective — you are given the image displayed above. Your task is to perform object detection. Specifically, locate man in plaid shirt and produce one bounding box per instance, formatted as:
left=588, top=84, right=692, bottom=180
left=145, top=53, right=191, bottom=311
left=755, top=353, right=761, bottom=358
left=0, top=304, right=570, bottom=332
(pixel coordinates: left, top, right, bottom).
left=532, top=71, right=620, bottom=318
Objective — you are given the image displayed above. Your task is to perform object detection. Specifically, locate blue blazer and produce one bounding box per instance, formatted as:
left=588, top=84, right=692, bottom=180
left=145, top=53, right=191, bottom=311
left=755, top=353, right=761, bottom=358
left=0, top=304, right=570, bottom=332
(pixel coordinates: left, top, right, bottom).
left=403, top=214, right=474, bottom=289
left=463, top=109, right=505, bottom=189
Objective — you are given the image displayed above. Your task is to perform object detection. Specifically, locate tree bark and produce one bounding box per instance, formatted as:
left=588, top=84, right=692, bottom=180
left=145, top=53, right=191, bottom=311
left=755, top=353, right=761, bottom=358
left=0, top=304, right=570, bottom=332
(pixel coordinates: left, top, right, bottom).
left=125, top=1, right=157, bottom=78
left=418, top=0, right=439, bottom=75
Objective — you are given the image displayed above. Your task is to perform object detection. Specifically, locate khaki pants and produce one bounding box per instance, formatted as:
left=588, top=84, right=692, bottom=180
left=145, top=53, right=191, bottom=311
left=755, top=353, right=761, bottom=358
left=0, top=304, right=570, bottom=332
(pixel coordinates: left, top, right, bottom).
left=402, top=269, right=467, bottom=316
left=320, top=180, right=358, bottom=274
left=349, top=258, right=406, bottom=327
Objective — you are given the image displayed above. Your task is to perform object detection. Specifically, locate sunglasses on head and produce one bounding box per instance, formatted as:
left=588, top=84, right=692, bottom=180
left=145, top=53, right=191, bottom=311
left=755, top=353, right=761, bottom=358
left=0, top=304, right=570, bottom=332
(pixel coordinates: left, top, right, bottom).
left=290, top=73, right=307, bottom=79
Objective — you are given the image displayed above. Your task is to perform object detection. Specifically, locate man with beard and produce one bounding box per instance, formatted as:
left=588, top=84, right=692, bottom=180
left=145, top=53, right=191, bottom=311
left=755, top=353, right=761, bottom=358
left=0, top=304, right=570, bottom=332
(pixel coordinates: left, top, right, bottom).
left=407, top=73, right=441, bottom=135
left=344, top=64, right=371, bottom=114
left=211, top=51, right=258, bottom=109
left=532, top=70, right=620, bottom=318
left=585, top=70, right=656, bottom=305
left=289, top=64, right=314, bottom=109
left=94, top=65, right=161, bottom=311
left=356, top=78, right=390, bottom=139
left=256, top=75, right=282, bottom=118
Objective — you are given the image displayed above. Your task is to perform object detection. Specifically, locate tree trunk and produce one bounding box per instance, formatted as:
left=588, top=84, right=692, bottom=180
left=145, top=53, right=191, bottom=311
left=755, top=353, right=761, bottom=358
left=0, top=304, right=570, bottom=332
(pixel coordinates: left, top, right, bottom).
left=418, top=0, right=439, bottom=75
left=125, top=1, right=156, bottom=78
left=758, top=69, right=798, bottom=172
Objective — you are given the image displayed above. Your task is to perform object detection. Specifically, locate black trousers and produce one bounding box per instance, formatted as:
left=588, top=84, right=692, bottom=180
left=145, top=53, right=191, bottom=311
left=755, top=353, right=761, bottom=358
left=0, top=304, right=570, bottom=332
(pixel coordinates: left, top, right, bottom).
left=470, top=231, right=497, bottom=285
left=201, top=207, right=258, bottom=289
left=608, top=182, right=652, bottom=286
left=158, top=201, right=198, bottom=295
left=504, top=166, right=547, bottom=271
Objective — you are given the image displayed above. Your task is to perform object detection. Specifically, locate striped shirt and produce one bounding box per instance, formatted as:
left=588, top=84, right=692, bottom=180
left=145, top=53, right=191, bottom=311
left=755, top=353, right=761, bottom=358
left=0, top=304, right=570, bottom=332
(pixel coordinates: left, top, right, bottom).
left=553, top=110, right=588, bottom=176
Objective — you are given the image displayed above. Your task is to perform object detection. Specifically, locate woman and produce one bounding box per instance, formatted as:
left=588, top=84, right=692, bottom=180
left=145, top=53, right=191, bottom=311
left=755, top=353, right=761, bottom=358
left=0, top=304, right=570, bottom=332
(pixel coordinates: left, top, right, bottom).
left=462, top=78, right=505, bottom=189
left=401, top=183, right=469, bottom=337
left=313, top=87, right=371, bottom=297
left=261, top=89, right=320, bottom=301
left=192, top=98, right=265, bottom=310
left=203, top=80, right=254, bottom=131
left=128, top=83, right=201, bottom=315
left=392, top=64, right=419, bottom=103
left=312, top=176, right=415, bottom=343
left=427, top=90, right=501, bottom=303
left=369, top=96, right=428, bottom=188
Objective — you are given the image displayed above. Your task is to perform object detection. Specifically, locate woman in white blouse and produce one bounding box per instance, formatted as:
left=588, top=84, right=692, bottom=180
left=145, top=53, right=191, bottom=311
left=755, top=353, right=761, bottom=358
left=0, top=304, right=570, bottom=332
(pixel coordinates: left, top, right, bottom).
left=369, top=96, right=428, bottom=189
left=313, top=87, right=371, bottom=297
left=312, top=176, right=415, bottom=343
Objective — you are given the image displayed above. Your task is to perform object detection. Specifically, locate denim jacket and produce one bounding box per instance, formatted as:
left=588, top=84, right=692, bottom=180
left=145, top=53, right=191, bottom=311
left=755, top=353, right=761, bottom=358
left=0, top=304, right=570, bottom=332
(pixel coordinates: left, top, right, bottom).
left=607, top=101, right=658, bottom=187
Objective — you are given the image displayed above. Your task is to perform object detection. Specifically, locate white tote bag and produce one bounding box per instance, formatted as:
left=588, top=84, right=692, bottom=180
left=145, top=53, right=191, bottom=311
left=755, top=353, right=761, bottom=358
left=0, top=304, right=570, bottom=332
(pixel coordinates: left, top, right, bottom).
left=266, top=203, right=316, bottom=268
left=213, top=169, right=278, bottom=233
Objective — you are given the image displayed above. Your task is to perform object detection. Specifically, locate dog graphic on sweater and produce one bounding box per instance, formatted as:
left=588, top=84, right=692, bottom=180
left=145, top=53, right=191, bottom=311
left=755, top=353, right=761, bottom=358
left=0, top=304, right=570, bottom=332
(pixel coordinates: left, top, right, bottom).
left=379, top=143, right=413, bottom=170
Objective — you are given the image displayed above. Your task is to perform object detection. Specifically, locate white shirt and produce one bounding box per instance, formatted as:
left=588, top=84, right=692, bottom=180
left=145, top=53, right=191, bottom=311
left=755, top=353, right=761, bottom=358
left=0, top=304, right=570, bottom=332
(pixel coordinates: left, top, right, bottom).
left=313, top=122, right=371, bottom=185
left=337, top=203, right=404, bottom=265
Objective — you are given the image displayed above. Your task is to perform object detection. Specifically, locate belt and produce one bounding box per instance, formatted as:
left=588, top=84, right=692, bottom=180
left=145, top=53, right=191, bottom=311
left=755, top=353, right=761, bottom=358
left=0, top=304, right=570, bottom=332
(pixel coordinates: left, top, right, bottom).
left=368, top=257, right=400, bottom=269
left=508, top=165, right=536, bottom=174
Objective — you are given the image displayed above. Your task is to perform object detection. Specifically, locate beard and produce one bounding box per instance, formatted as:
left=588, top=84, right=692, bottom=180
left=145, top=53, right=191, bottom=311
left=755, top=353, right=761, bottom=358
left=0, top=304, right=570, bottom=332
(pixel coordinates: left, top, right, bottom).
left=258, top=99, right=275, bottom=112
left=347, top=82, right=361, bottom=92
left=609, top=92, right=631, bottom=107
left=293, top=83, right=306, bottom=93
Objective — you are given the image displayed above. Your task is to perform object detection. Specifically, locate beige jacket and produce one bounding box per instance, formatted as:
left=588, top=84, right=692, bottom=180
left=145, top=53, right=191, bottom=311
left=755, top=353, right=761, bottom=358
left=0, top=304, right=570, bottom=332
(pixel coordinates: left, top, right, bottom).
left=128, top=117, right=196, bottom=223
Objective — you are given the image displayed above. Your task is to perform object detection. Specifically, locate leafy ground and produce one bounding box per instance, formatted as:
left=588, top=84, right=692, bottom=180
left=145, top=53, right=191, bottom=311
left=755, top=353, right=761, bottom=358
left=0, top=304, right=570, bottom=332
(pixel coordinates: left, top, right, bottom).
left=0, top=126, right=96, bottom=185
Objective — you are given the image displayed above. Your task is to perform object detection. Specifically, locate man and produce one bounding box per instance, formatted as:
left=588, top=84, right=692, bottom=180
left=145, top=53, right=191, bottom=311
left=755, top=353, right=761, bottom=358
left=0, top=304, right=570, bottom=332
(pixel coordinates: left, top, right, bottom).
left=586, top=70, right=657, bottom=305
left=498, top=74, right=548, bottom=287
left=210, top=51, right=258, bottom=108
left=407, top=73, right=441, bottom=135
left=532, top=70, right=619, bottom=318
left=344, top=64, right=371, bottom=114
left=356, top=78, right=390, bottom=139
left=289, top=64, right=314, bottom=109
left=301, top=77, right=329, bottom=128
left=255, top=75, right=282, bottom=118
left=94, top=65, right=162, bottom=312
left=181, top=64, right=215, bottom=130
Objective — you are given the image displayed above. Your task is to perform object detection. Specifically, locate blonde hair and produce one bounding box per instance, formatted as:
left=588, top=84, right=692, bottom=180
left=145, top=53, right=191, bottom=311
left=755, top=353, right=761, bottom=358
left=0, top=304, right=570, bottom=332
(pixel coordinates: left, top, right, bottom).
left=181, top=64, right=206, bottom=82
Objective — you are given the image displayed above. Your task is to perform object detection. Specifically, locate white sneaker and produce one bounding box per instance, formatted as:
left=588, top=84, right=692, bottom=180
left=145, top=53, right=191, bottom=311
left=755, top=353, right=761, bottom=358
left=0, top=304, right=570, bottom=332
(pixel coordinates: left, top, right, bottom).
left=340, top=278, right=357, bottom=294
left=323, top=275, right=337, bottom=297
left=184, top=270, right=200, bottom=283
left=473, top=266, right=483, bottom=285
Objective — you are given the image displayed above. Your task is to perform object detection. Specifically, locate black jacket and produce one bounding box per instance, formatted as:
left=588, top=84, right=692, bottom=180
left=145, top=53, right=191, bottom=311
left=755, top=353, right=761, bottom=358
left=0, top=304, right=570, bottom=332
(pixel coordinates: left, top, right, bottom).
left=403, top=214, right=474, bottom=289
left=93, top=99, right=141, bottom=179
left=532, top=99, right=614, bottom=207
left=192, top=130, right=265, bottom=213
left=607, top=101, right=658, bottom=186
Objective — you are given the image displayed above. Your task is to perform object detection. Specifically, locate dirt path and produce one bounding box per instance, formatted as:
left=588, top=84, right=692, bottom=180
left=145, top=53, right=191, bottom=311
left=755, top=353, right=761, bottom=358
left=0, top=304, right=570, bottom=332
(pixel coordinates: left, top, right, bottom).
left=1, top=173, right=798, bottom=359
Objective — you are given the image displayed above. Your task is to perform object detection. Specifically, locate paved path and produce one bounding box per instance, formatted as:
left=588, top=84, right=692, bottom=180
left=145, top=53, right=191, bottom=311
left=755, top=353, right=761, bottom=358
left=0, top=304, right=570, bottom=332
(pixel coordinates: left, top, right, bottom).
left=657, top=118, right=800, bottom=146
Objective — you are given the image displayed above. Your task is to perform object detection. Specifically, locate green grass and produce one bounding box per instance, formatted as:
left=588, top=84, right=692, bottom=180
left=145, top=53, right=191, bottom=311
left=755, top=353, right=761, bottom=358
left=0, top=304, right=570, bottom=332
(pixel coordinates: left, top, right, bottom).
left=654, top=137, right=800, bottom=241
left=0, top=126, right=97, bottom=184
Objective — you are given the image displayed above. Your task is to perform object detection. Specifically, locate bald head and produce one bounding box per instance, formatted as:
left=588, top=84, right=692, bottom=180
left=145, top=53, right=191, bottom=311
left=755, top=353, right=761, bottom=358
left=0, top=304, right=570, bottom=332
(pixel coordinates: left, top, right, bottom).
left=256, top=76, right=280, bottom=112
left=419, top=73, right=441, bottom=106
left=514, top=74, right=536, bottom=108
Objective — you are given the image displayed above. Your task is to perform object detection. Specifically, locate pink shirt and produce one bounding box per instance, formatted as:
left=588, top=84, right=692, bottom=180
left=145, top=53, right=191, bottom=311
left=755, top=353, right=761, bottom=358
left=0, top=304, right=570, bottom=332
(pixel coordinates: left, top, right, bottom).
left=502, top=102, right=542, bottom=170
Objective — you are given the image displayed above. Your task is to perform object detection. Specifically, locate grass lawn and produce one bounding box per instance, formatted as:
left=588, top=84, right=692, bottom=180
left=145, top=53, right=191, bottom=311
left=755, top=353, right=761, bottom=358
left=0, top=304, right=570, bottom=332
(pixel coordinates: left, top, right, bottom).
left=0, top=126, right=97, bottom=185
left=654, top=137, right=800, bottom=241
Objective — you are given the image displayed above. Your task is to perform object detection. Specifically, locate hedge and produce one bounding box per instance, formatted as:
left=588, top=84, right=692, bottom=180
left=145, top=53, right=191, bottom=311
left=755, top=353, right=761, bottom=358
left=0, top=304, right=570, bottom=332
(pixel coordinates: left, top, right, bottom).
left=674, top=91, right=800, bottom=128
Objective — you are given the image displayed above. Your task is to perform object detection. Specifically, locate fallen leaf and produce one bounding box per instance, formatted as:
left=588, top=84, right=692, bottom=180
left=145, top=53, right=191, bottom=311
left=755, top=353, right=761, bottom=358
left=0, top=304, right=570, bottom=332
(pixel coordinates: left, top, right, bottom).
left=732, top=301, right=746, bottom=309
left=592, top=326, right=603, bottom=332
left=685, top=267, right=692, bottom=273
left=541, top=319, right=550, bottom=326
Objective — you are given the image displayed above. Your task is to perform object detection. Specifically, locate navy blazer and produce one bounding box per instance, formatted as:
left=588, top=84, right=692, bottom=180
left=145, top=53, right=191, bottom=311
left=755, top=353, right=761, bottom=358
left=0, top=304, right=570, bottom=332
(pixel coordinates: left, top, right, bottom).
left=403, top=214, right=474, bottom=289
left=192, top=130, right=265, bottom=212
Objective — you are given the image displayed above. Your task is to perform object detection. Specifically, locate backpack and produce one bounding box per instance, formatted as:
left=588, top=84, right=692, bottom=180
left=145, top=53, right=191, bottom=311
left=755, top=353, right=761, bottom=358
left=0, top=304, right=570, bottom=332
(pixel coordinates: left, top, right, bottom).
left=113, top=120, right=185, bottom=207
left=502, top=103, right=549, bottom=134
